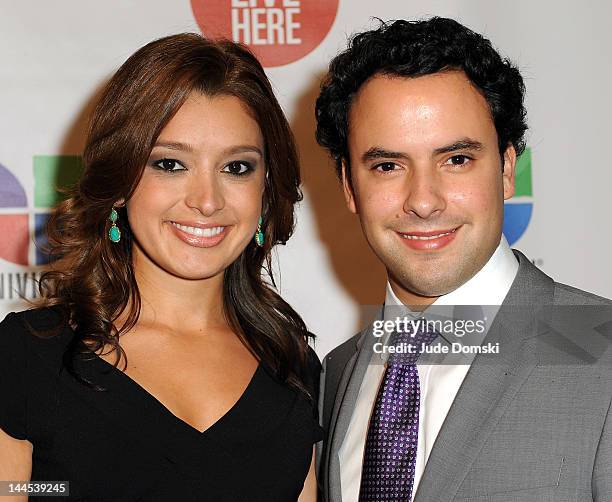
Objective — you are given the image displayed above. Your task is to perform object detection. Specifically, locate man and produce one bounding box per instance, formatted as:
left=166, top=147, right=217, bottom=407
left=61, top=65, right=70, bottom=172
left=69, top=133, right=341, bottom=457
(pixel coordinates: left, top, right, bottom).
left=315, top=17, right=612, bottom=502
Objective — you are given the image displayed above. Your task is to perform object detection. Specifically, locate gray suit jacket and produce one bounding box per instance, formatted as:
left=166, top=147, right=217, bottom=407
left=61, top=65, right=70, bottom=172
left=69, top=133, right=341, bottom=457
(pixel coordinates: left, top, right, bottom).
left=318, top=251, right=612, bottom=502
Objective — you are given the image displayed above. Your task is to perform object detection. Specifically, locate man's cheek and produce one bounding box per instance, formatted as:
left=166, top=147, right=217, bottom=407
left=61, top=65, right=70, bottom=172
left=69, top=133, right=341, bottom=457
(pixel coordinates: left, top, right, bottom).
left=363, top=199, right=395, bottom=225
left=448, top=188, right=485, bottom=212
left=364, top=189, right=402, bottom=213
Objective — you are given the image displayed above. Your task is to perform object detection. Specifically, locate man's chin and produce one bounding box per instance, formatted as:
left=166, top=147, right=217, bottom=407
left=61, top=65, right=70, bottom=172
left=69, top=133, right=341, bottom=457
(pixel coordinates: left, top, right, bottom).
left=390, top=267, right=467, bottom=299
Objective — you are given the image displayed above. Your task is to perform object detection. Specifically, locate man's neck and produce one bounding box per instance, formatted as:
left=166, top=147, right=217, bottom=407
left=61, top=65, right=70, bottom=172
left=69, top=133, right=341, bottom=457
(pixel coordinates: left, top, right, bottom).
left=386, top=236, right=519, bottom=309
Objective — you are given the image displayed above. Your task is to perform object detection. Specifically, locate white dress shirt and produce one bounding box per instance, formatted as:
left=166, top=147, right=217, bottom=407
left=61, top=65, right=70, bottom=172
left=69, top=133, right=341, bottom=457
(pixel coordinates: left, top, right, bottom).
left=339, top=236, right=519, bottom=501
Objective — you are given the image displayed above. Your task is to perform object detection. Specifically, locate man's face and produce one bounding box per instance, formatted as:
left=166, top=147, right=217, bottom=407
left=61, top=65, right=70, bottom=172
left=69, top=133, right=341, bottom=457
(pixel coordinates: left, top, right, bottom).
left=344, top=71, right=516, bottom=305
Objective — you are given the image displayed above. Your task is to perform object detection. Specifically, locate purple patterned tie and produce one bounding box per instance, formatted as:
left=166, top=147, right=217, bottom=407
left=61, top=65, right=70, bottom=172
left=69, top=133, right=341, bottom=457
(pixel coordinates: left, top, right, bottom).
left=359, top=322, right=439, bottom=501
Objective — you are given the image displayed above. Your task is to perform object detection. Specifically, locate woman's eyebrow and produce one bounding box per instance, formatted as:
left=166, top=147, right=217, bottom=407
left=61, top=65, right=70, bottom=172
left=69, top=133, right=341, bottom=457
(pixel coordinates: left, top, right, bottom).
left=152, top=142, right=263, bottom=157
left=152, top=141, right=196, bottom=153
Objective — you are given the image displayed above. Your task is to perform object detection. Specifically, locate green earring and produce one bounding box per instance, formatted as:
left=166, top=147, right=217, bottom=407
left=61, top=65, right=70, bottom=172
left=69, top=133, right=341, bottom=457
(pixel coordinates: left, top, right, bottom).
left=108, top=207, right=121, bottom=243
left=255, top=216, right=264, bottom=247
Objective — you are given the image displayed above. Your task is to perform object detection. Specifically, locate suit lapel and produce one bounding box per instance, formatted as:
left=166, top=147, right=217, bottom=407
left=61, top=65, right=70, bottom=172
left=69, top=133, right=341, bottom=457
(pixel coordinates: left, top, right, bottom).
left=414, top=251, right=555, bottom=502
left=326, top=309, right=383, bottom=502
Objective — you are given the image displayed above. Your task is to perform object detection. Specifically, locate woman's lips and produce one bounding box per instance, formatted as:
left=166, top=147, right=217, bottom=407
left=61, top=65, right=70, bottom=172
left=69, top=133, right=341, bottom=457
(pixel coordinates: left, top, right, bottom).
left=168, top=221, right=230, bottom=248
left=396, top=226, right=460, bottom=251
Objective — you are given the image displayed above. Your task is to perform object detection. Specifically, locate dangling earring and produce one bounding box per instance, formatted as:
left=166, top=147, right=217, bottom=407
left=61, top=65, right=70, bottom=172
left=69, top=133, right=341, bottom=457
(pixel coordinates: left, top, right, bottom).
left=254, top=216, right=264, bottom=247
left=108, top=207, right=121, bottom=243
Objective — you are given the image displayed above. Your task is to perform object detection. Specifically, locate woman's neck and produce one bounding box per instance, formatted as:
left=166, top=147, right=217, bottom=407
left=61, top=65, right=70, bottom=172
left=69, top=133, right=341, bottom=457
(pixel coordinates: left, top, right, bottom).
left=127, top=244, right=228, bottom=334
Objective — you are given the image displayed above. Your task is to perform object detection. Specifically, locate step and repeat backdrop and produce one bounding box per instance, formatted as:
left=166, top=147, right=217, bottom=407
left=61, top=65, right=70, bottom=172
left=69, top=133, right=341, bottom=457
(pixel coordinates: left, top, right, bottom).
left=1, top=1, right=611, bottom=357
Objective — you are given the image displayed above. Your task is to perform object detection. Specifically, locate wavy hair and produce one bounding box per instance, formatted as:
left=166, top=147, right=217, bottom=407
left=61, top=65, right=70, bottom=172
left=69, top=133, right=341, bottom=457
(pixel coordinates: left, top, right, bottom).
left=35, top=33, right=313, bottom=395
left=315, top=17, right=528, bottom=179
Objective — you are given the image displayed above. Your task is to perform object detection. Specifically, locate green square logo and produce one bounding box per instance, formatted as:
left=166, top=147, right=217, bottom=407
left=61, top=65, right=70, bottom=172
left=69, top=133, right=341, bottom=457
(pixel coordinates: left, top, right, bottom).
left=514, top=147, right=532, bottom=197
left=34, top=155, right=83, bottom=208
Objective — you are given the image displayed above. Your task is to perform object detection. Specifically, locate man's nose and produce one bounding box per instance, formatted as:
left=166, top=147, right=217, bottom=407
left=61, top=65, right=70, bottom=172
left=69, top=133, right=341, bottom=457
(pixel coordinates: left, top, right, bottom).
left=402, top=167, right=446, bottom=219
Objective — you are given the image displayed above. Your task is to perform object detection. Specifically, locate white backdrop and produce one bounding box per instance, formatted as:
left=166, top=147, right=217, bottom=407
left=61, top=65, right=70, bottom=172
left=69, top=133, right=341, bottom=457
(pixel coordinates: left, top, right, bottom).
left=1, top=0, right=611, bottom=358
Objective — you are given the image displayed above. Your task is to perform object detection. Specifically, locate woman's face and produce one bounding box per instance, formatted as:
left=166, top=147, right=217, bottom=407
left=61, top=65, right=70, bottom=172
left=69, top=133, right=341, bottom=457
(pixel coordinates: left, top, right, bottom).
left=126, top=92, right=266, bottom=282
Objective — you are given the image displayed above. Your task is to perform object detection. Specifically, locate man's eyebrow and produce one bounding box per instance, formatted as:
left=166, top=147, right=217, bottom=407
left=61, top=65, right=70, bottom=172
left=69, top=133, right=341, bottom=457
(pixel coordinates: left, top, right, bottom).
left=433, top=139, right=484, bottom=155
left=361, top=147, right=409, bottom=163
left=361, top=139, right=484, bottom=163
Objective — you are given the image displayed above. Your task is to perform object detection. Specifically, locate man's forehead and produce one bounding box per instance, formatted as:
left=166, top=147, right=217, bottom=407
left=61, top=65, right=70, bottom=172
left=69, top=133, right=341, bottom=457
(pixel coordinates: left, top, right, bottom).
left=351, top=70, right=488, bottom=113
left=347, top=71, right=496, bottom=151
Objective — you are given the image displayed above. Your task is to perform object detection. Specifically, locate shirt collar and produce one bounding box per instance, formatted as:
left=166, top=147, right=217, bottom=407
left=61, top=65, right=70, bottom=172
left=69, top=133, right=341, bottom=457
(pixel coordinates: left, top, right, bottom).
left=377, top=236, right=519, bottom=362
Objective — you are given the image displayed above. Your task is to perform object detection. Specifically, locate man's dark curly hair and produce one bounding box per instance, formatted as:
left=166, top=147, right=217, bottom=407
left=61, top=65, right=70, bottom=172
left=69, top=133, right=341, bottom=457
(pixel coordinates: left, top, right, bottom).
left=315, top=17, right=527, bottom=179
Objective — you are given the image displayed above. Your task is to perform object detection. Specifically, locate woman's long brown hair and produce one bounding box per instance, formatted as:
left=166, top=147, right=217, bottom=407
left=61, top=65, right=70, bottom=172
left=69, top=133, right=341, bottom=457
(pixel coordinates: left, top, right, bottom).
left=35, top=34, right=313, bottom=395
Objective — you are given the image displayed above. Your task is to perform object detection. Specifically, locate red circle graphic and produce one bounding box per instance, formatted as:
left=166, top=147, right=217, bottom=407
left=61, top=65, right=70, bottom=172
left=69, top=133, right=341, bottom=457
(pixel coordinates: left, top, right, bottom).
left=191, top=0, right=338, bottom=67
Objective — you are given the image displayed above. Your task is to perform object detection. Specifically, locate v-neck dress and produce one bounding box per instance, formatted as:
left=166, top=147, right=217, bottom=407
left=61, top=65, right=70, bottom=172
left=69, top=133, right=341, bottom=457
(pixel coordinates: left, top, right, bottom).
left=0, top=308, right=323, bottom=501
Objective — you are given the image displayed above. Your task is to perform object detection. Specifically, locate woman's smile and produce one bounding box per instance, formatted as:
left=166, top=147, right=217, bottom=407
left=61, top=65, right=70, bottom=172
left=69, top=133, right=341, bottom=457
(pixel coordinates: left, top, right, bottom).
left=167, top=220, right=231, bottom=248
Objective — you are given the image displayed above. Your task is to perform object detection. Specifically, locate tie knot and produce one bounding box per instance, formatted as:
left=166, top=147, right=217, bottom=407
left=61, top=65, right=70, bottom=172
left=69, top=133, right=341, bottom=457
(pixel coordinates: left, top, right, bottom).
left=387, top=317, right=439, bottom=364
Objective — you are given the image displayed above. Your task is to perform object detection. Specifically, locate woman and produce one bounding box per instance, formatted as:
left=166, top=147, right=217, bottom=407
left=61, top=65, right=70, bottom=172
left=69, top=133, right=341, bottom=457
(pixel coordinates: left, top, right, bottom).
left=0, top=34, right=321, bottom=501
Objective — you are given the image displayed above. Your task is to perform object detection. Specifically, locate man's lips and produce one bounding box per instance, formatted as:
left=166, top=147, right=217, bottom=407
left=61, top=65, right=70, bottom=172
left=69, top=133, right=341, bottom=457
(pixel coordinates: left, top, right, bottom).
left=396, top=226, right=461, bottom=250
left=396, top=227, right=460, bottom=240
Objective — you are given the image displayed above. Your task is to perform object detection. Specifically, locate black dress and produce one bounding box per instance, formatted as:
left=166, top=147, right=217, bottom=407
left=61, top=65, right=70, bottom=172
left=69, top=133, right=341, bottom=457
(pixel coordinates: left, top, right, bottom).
left=0, top=307, right=323, bottom=501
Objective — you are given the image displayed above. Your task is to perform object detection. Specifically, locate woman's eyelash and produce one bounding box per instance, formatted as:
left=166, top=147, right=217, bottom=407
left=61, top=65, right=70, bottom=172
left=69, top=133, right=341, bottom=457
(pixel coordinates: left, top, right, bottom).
left=223, top=161, right=254, bottom=176
left=150, top=159, right=255, bottom=175
left=151, top=158, right=185, bottom=172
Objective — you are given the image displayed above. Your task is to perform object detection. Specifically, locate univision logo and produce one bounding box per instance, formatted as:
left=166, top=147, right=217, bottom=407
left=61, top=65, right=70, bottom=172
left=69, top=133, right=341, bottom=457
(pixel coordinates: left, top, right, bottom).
left=0, top=156, right=82, bottom=301
left=503, top=147, right=533, bottom=245
left=0, top=156, right=82, bottom=267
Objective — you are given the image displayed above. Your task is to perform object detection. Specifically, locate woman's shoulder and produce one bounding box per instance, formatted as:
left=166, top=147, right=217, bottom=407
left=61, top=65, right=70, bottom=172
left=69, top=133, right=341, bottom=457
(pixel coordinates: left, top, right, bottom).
left=5, top=305, right=67, bottom=326
left=1, top=305, right=71, bottom=333
left=0, top=306, right=73, bottom=440
left=304, top=340, right=322, bottom=399
left=0, top=306, right=74, bottom=363
left=303, top=341, right=324, bottom=441
left=306, top=342, right=322, bottom=377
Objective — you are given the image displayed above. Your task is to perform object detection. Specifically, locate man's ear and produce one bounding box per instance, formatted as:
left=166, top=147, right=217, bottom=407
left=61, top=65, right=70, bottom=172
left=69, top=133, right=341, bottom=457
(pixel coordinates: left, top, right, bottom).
left=341, top=160, right=358, bottom=214
left=502, top=145, right=517, bottom=201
